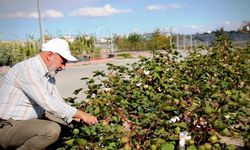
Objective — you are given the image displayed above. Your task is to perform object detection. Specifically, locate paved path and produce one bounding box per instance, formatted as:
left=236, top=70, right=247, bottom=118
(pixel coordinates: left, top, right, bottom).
left=56, top=58, right=141, bottom=100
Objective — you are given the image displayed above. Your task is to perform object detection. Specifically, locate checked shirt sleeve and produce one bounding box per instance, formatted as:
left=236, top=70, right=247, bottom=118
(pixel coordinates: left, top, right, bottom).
left=16, top=67, right=77, bottom=123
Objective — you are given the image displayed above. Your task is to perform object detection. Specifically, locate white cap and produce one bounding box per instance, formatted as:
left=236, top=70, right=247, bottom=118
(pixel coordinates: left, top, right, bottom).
left=41, top=38, right=78, bottom=61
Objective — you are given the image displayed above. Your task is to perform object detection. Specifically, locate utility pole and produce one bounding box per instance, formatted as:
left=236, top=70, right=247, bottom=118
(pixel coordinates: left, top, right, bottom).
left=194, top=40, right=197, bottom=49
left=190, top=34, right=193, bottom=51
left=176, top=34, right=179, bottom=50
left=169, top=27, right=172, bottom=48
left=95, top=26, right=114, bottom=58
left=108, top=28, right=114, bottom=55
left=183, top=34, right=186, bottom=50
left=37, top=0, right=44, bottom=45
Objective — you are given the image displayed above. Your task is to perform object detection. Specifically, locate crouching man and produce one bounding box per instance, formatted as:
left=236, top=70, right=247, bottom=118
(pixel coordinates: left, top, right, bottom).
left=0, top=38, right=98, bottom=150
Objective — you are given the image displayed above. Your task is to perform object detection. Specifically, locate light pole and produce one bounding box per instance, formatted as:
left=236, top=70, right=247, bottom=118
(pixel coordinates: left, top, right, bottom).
left=169, top=27, right=172, bottom=48
left=190, top=34, right=193, bottom=51
left=183, top=34, right=186, bottom=50
left=37, top=0, right=44, bottom=45
left=176, top=34, right=179, bottom=50
left=95, top=26, right=114, bottom=58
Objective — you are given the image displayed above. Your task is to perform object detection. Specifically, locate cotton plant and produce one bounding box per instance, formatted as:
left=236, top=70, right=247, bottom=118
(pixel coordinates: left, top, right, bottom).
left=56, top=30, right=250, bottom=150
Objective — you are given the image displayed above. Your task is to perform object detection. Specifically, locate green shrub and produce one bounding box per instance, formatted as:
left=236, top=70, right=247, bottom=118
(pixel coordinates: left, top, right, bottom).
left=0, top=42, right=11, bottom=66
left=53, top=30, right=250, bottom=149
left=0, top=40, right=39, bottom=66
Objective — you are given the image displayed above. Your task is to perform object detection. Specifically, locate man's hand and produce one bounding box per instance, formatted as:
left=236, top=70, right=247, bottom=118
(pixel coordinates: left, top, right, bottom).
left=73, top=109, right=98, bottom=125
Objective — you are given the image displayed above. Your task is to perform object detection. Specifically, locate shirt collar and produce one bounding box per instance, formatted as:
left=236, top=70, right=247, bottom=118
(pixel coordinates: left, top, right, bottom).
left=36, top=54, right=49, bottom=77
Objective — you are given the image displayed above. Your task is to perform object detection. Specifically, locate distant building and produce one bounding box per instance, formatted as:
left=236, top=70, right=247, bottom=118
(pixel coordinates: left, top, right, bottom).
left=192, top=30, right=250, bottom=47
left=240, top=22, right=250, bottom=34
left=63, top=35, right=75, bottom=42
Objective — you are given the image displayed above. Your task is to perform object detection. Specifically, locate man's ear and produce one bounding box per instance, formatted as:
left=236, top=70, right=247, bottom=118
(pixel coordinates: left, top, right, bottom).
left=46, top=51, right=54, bottom=61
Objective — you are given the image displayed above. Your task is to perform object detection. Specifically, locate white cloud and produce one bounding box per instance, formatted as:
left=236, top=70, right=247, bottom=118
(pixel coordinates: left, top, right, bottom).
left=173, top=25, right=213, bottom=34
left=187, top=25, right=213, bottom=34
left=43, top=10, right=63, bottom=18
left=221, top=21, right=241, bottom=31
left=0, top=12, right=32, bottom=19
left=173, top=21, right=242, bottom=34
left=69, top=4, right=131, bottom=17
left=189, top=25, right=200, bottom=30
left=147, top=4, right=166, bottom=11
left=147, top=3, right=184, bottom=11
left=223, top=21, right=231, bottom=25
left=0, top=10, right=63, bottom=19
left=166, top=3, right=184, bottom=9
left=132, top=28, right=142, bottom=33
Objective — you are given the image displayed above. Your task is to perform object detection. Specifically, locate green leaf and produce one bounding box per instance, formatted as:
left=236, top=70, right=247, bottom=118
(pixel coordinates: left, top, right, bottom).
left=63, top=139, right=74, bottom=146
left=73, top=128, right=79, bottom=136
left=74, top=138, right=87, bottom=146
left=161, top=142, right=175, bottom=150
left=81, top=77, right=89, bottom=80
left=82, top=127, right=91, bottom=136
left=94, top=107, right=100, bottom=114
left=73, top=88, right=83, bottom=95
left=187, top=145, right=197, bottom=150
left=93, top=70, right=105, bottom=77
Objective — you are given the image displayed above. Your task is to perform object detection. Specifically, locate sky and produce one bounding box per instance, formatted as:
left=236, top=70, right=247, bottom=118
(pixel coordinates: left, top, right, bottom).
left=0, top=0, right=249, bottom=40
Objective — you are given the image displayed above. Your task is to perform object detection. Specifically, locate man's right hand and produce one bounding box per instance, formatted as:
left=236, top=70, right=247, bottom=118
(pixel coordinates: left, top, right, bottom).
left=73, top=109, right=98, bottom=125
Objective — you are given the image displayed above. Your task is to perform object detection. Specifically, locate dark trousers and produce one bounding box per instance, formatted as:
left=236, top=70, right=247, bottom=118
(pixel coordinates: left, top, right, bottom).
left=0, top=119, right=61, bottom=150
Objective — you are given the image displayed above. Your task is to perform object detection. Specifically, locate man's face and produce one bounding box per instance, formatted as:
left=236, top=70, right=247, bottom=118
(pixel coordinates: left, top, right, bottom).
left=48, top=53, right=67, bottom=75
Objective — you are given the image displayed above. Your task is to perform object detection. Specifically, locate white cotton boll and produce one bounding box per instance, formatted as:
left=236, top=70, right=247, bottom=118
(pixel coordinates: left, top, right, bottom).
left=144, top=70, right=150, bottom=75
left=169, top=116, right=180, bottom=123
left=169, top=118, right=177, bottom=123
left=186, top=136, right=191, bottom=140
left=240, top=82, right=244, bottom=87
left=179, top=131, right=192, bottom=150
left=200, top=120, right=207, bottom=126
left=179, top=131, right=188, bottom=138
left=179, top=139, right=186, bottom=150
left=157, top=87, right=162, bottom=92
left=193, top=119, right=198, bottom=125
left=136, top=83, right=142, bottom=86
left=176, top=116, right=180, bottom=121
left=103, top=88, right=111, bottom=92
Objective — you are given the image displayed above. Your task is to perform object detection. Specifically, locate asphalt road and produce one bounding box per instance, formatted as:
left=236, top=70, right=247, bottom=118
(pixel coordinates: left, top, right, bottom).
left=56, top=58, right=140, bottom=101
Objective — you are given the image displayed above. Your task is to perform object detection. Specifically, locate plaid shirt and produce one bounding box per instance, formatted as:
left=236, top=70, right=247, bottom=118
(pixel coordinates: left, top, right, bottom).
left=0, top=55, right=76, bottom=123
